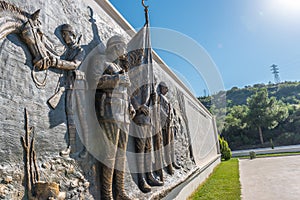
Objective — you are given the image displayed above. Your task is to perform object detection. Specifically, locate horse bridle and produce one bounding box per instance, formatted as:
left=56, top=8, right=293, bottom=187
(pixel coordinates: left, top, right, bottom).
left=23, top=18, right=50, bottom=88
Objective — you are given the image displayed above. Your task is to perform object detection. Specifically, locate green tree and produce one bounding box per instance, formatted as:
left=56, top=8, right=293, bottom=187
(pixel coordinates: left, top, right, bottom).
left=222, top=105, right=249, bottom=149
left=224, top=105, right=248, bottom=132
left=246, top=88, right=289, bottom=144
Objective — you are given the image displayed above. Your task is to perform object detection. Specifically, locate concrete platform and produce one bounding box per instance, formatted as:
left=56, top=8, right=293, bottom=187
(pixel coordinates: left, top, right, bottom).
left=239, top=155, right=300, bottom=200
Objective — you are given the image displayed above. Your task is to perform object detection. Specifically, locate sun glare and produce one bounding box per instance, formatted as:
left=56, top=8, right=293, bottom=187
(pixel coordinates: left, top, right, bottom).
left=265, top=0, right=300, bottom=23
left=272, top=0, right=300, bottom=13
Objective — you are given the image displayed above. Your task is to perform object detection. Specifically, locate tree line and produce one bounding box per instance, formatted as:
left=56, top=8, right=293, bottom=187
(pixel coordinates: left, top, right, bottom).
left=199, top=81, right=300, bottom=150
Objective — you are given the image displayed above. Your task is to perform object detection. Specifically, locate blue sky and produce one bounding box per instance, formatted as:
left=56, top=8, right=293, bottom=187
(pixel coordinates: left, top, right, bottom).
left=109, top=0, right=300, bottom=96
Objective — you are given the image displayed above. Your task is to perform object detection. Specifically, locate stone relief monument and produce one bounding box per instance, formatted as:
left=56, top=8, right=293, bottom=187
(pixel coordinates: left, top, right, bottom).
left=0, top=0, right=220, bottom=199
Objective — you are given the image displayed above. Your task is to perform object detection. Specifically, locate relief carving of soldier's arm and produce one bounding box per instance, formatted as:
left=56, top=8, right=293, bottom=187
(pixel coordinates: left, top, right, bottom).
left=49, top=24, right=85, bottom=71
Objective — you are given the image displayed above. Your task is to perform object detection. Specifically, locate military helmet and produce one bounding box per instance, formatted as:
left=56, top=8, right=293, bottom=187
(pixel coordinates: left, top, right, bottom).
left=106, top=35, right=126, bottom=50
left=61, top=24, right=76, bottom=36
left=159, top=81, right=168, bottom=88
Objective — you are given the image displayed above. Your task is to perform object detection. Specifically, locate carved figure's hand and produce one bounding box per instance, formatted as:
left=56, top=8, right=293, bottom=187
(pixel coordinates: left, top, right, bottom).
left=129, top=107, right=136, bottom=119
left=119, top=73, right=131, bottom=86
left=119, top=55, right=129, bottom=71
left=49, top=56, right=58, bottom=67
left=34, top=60, right=44, bottom=70
left=139, top=104, right=149, bottom=116
left=34, top=58, right=50, bottom=70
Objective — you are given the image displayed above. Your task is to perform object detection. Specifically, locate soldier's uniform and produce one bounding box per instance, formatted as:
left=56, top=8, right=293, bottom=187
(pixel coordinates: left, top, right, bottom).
left=157, top=82, right=180, bottom=176
left=131, top=83, right=164, bottom=193
left=49, top=24, right=86, bottom=156
left=95, top=35, right=135, bottom=200
left=63, top=42, right=86, bottom=153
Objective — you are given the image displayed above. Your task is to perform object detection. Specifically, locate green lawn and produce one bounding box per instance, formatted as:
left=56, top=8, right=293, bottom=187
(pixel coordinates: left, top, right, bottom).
left=189, top=158, right=241, bottom=200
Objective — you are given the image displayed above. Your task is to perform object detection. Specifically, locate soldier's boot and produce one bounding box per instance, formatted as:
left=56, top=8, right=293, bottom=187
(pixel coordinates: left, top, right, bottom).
left=78, top=146, right=88, bottom=159
left=60, top=122, right=76, bottom=157
left=164, top=144, right=174, bottom=175
left=172, top=161, right=181, bottom=169
left=115, top=170, right=136, bottom=200
left=101, top=165, right=114, bottom=200
left=145, top=154, right=163, bottom=186
left=59, top=146, right=71, bottom=158
left=138, top=173, right=151, bottom=193
left=172, top=158, right=181, bottom=169
left=154, top=168, right=163, bottom=182
left=166, top=164, right=174, bottom=175
left=136, top=153, right=151, bottom=193
left=146, top=172, right=163, bottom=186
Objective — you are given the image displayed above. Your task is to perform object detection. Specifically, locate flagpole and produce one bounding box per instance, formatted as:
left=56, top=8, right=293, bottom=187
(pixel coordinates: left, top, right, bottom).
left=142, top=0, right=163, bottom=175
left=142, top=0, right=154, bottom=94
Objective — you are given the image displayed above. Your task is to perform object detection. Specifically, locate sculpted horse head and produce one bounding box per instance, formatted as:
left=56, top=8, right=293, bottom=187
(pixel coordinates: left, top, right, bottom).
left=0, top=1, right=53, bottom=70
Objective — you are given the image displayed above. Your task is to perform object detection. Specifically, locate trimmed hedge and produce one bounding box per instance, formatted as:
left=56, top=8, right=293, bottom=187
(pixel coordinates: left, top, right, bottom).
left=219, top=136, right=232, bottom=160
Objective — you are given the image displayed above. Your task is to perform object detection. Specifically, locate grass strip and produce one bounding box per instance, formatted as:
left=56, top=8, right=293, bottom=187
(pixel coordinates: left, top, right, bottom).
left=188, top=158, right=241, bottom=200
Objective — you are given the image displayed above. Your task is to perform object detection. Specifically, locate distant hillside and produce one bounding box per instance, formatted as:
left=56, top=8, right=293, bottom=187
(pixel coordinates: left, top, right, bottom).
left=227, top=82, right=300, bottom=105
left=200, top=81, right=300, bottom=109
left=199, top=81, right=300, bottom=150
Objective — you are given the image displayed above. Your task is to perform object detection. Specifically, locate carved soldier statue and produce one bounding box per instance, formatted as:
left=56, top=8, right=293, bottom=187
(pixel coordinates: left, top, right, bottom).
left=95, top=35, right=136, bottom=200
left=131, top=83, right=164, bottom=193
left=49, top=24, right=86, bottom=156
left=157, top=82, right=180, bottom=175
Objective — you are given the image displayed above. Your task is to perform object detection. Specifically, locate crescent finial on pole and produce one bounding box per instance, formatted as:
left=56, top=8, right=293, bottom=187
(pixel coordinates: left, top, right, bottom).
left=142, top=0, right=149, bottom=9
left=142, top=0, right=149, bottom=25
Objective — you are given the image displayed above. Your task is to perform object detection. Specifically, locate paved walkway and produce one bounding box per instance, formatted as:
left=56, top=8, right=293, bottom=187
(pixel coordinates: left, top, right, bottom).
left=239, top=155, right=300, bottom=200
left=232, top=144, right=300, bottom=157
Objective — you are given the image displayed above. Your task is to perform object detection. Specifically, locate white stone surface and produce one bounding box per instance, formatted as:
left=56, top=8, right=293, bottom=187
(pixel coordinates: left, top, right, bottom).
left=240, top=155, right=300, bottom=200
left=185, top=97, right=219, bottom=167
